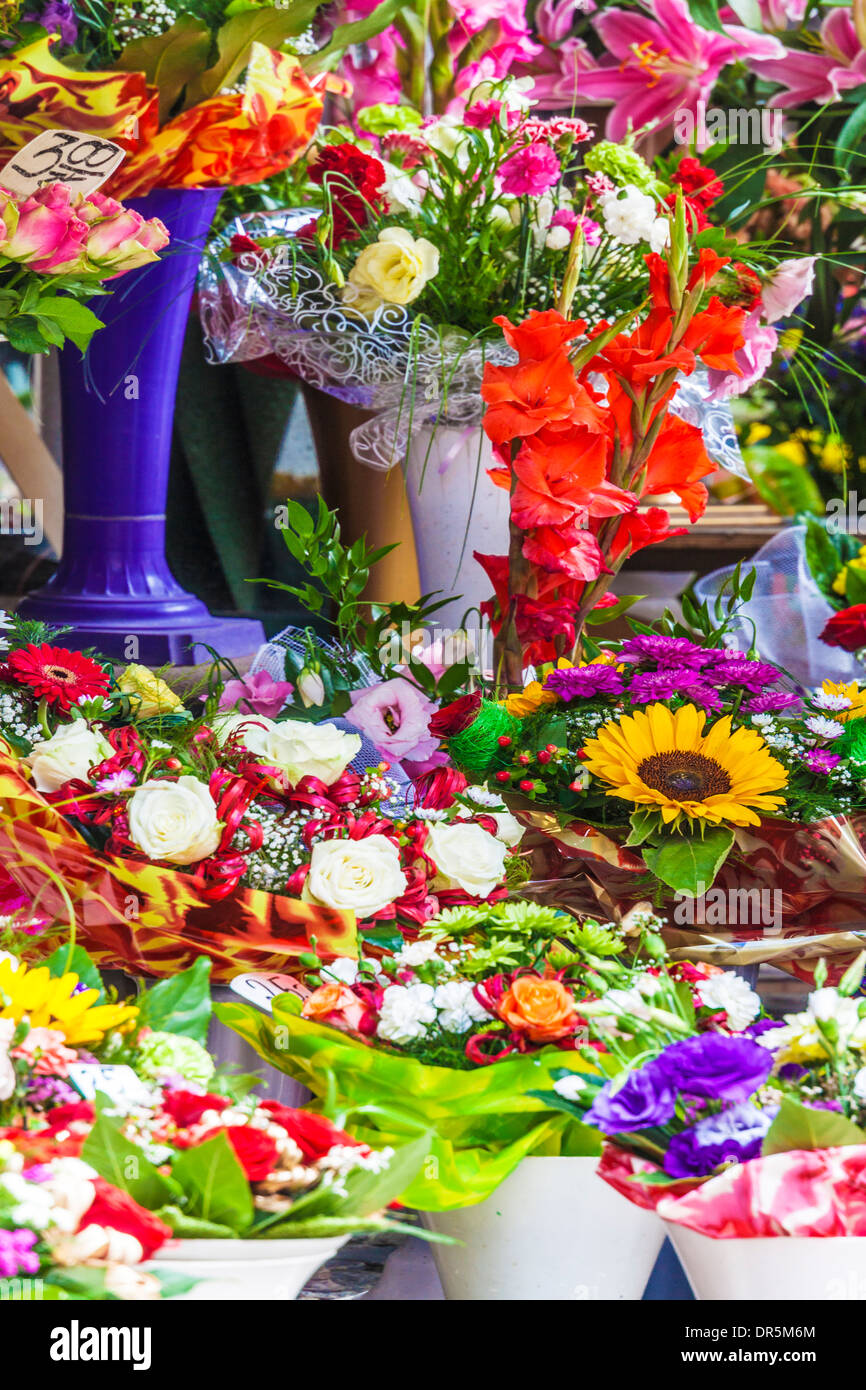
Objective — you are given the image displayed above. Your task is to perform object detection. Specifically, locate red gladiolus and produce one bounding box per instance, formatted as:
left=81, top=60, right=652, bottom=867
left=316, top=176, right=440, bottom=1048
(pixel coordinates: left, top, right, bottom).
left=820, top=605, right=866, bottom=652
left=494, top=309, right=585, bottom=361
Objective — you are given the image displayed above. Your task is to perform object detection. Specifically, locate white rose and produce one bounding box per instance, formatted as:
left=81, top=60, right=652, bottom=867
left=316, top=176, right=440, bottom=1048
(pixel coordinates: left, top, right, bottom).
left=808, top=987, right=859, bottom=1037
left=376, top=983, right=437, bottom=1044
left=433, top=980, right=491, bottom=1033
left=696, top=972, right=762, bottom=1031
left=303, top=835, right=407, bottom=917
left=490, top=811, right=525, bottom=847
left=213, top=712, right=275, bottom=760
left=553, top=1074, right=587, bottom=1102
left=426, top=821, right=507, bottom=898
left=297, top=670, right=326, bottom=708
left=25, top=722, right=111, bottom=792
left=266, top=720, right=361, bottom=786
left=127, top=776, right=221, bottom=865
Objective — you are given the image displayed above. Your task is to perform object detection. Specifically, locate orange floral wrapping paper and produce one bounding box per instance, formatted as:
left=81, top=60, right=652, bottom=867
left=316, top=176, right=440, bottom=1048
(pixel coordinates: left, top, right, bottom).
left=0, top=38, right=323, bottom=198
left=518, top=812, right=866, bottom=984
left=0, top=754, right=356, bottom=982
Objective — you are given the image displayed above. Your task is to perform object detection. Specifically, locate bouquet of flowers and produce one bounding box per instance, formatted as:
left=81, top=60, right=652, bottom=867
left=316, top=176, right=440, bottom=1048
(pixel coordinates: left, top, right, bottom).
left=215, top=898, right=761, bottom=1207
left=0, top=180, right=169, bottom=354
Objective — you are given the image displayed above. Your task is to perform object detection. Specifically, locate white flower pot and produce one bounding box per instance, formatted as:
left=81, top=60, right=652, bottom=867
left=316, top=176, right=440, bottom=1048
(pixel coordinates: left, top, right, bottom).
left=405, top=421, right=510, bottom=631
left=665, top=1222, right=866, bottom=1300
left=150, top=1236, right=348, bottom=1300
left=420, top=1156, right=664, bottom=1300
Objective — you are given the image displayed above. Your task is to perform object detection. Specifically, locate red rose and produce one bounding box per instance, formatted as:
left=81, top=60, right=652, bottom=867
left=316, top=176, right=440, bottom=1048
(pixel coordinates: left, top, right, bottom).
left=42, top=1101, right=95, bottom=1134
left=162, top=1090, right=230, bottom=1129
left=81, top=1178, right=172, bottom=1259
left=229, top=233, right=268, bottom=266
left=259, top=1103, right=367, bottom=1161
left=821, top=605, right=866, bottom=652
left=200, top=1124, right=280, bottom=1181
left=428, top=691, right=482, bottom=739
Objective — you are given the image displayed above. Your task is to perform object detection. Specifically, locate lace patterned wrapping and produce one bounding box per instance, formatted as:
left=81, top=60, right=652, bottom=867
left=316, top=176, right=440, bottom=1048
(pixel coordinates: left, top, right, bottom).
left=696, top=525, right=865, bottom=689
left=515, top=812, right=866, bottom=983
left=198, top=212, right=748, bottom=476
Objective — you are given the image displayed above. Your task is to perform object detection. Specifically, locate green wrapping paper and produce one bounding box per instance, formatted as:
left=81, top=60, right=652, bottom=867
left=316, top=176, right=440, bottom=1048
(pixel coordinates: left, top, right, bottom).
left=214, top=998, right=599, bottom=1210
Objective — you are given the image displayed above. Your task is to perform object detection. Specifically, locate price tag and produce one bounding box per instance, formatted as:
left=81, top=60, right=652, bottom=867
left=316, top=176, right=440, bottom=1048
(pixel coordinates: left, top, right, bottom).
left=0, top=129, right=126, bottom=197
left=230, top=972, right=312, bottom=1013
left=68, top=1063, right=152, bottom=1108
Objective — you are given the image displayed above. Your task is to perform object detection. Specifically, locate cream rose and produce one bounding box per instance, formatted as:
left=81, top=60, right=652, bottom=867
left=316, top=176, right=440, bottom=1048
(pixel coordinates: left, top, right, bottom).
left=265, top=720, right=360, bottom=786
left=117, top=664, right=182, bottom=719
left=349, top=228, right=439, bottom=306
left=303, top=835, right=408, bottom=917
left=213, top=712, right=274, bottom=759
left=25, top=722, right=111, bottom=793
left=490, top=811, right=525, bottom=847
left=426, top=821, right=507, bottom=899
left=127, top=776, right=221, bottom=865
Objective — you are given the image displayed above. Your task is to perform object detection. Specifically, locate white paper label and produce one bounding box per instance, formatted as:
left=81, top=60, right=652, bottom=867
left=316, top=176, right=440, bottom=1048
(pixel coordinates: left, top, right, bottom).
left=229, top=971, right=311, bottom=1013
left=68, top=1062, right=152, bottom=1107
left=0, top=130, right=126, bottom=197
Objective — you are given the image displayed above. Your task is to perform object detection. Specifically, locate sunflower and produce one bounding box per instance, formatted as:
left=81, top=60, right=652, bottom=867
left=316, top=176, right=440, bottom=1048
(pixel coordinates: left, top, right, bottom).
left=0, top=958, right=139, bottom=1045
left=8, top=644, right=110, bottom=711
left=581, top=702, right=788, bottom=827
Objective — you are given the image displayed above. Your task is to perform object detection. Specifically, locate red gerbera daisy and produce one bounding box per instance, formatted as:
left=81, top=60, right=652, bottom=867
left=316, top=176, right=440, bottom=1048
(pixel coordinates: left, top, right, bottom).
left=8, top=643, right=110, bottom=710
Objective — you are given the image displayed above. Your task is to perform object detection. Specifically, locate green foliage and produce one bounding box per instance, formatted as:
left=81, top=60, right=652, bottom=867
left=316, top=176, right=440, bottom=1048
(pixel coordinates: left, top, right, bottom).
left=762, top=1097, right=866, bottom=1157
left=642, top=826, right=735, bottom=897
left=136, top=957, right=212, bottom=1045
left=82, top=1104, right=181, bottom=1209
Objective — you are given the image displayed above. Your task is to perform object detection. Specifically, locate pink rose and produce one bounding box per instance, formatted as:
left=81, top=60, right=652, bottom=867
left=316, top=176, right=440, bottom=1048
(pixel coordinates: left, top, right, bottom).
left=346, top=677, right=440, bottom=763
left=81, top=197, right=169, bottom=274
left=499, top=141, right=562, bottom=196
left=2, top=183, right=88, bottom=273
left=12, top=1027, right=78, bottom=1077
left=760, top=256, right=815, bottom=324
left=218, top=670, right=294, bottom=719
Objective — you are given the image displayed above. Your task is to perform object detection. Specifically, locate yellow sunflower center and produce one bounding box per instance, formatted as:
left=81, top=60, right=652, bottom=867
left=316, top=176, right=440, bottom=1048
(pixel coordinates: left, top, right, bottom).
left=637, top=751, right=732, bottom=802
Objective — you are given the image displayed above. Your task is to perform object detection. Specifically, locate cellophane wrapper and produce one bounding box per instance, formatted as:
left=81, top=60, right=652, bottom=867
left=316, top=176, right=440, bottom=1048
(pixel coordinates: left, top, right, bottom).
left=197, top=213, right=747, bottom=477
left=599, top=1142, right=866, bottom=1237
left=0, top=753, right=356, bottom=982
left=519, top=812, right=866, bottom=984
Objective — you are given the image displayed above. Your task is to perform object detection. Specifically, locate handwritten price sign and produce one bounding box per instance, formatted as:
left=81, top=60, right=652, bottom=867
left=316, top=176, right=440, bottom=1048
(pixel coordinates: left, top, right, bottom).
left=0, top=130, right=125, bottom=197
left=230, top=972, right=312, bottom=1013
left=68, top=1063, right=153, bottom=1108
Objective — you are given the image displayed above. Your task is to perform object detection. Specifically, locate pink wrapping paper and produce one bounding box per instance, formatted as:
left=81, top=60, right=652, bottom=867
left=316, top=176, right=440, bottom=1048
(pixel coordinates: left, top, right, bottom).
left=599, top=1143, right=866, bottom=1237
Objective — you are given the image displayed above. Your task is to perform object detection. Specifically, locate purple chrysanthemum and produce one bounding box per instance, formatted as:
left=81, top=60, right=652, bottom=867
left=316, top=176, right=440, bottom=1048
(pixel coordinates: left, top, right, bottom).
left=706, top=654, right=782, bottom=692
left=802, top=748, right=842, bottom=775
left=628, top=667, right=723, bottom=711
left=24, top=1075, right=77, bottom=1108
left=617, top=635, right=714, bottom=669
left=745, top=691, right=801, bottom=714
left=544, top=665, right=624, bottom=700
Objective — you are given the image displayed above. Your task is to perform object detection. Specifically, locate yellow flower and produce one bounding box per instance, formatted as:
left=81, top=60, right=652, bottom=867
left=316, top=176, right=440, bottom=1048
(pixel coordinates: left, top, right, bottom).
left=581, top=702, right=788, bottom=828
left=118, top=664, right=182, bottom=719
left=503, top=659, right=573, bottom=716
left=349, top=228, right=439, bottom=306
left=0, top=958, right=139, bottom=1046
left=745, top=423, right=771, bottom=446
left=774, top=441, right=808, bottom=467
left=821, top=679, right=866, bottom=723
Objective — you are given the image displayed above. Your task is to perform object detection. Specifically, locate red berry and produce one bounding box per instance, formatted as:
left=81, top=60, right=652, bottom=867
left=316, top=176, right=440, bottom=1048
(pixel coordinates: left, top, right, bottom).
left=537, top=750, right=552, bottom=764
left=497, top=735, right=512, bottom=747
left=518, top=753, right=531, bottom=766
left=569, top=779, right=584, bottom=792
left=165, top=757, right=181, bottom=770
left=495, top=770, right=511, bottom=782
left=546, top=743, right=558, bottom=753
left=519, top=779, right=535, bottom=792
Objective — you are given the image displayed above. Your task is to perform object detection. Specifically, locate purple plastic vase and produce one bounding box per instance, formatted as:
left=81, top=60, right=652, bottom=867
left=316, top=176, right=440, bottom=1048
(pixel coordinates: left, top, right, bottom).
left=19, top=187, right=264, bottom=665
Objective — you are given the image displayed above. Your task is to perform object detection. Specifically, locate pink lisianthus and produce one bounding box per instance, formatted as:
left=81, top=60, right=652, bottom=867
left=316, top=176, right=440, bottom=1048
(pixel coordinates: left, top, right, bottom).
left=218, top=669, right=294, bottom=718
left=2, top=182, right=88, bottom=272
left=346, top=677, right=441, bottom=763
left=749, top=8, right=866, bottom=105
left=12, top=1027, right=78, bottom=1077
left=706, top=311, right=778, bottom=400
left=760, top=256, right=816, bottom=324
left=499, top=141, right=562, bottom=196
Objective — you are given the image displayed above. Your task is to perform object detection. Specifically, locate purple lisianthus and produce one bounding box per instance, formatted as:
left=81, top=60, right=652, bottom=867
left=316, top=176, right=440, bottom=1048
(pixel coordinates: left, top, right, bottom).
left=618, top=635, right=714, bottom=669
left=24, top=1075, right=77, bottom=1108
left=23, top=0, right=77, bottom=44
left=706, top=654, right=782, bottom=693
left=745, top=691, right=802, bottom=715
left=346, top=677, right=440, bottom=762
left=584, top=1058, right=676, bottom=1134
left=654, top=1033, right=773, bottom=1103
left=802, top=748, right=842, bottom=775
left=544, top=665, right=624, bottom=700
left=746, top=1018, right=786, bottom=1040
left=0, top=1229, right=40, bottom=1279
left=663, top=1102, right=777, bottom=1179
left=218, top=669, right=294, bottom=719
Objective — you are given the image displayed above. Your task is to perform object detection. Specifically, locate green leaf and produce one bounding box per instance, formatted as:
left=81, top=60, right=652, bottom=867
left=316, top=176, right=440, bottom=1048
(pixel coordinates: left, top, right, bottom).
left=762, top=1097, right=866, bottom=1156
left=743, top=446, right=825, bottom=519
left=82, top=1108, right=180, bottom=1209
left=137, top=956, right=211, bottom=1044
left=116, top=15, right=212, bottom=121
left=804, top=517, right=843, bottom=597
left=155, top=1204, right=238, bottom=1239
left=170, top=1131, right=254, bottom=1233
left=28, top=295, right=103, bottom=352
left=42, top=944, right=104, bottom=995
left=258, top=1130, right=432, bottom=1227
left=304, top=0, right=405, bottom=71
left=625, top=808, right=660, bottom=847
left=835, top=94, right=866, bottom=176
left=642, top=826, right=735, bottom=896
left=188, top=4, right=322, bottom=104
left=845, top=566, right=866, bottom=606
left=5, top=316, right=51, bottom=354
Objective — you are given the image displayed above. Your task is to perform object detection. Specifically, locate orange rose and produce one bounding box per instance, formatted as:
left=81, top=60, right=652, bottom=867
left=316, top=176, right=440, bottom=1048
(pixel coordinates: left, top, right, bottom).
left=302, top=982, right=367, bottom=1033
left=498, top=974, right=579, bottom=1043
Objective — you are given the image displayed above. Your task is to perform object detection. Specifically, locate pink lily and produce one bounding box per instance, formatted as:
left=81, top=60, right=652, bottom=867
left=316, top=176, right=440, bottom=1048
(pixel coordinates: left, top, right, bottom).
left=749, top=8, right=866, bottom=106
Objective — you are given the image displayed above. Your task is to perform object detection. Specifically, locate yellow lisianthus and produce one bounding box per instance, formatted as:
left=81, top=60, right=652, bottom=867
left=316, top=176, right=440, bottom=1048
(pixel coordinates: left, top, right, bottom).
left=0, top=958, right=139, bottom=1046
left=118, top=664, right=182, bottom=719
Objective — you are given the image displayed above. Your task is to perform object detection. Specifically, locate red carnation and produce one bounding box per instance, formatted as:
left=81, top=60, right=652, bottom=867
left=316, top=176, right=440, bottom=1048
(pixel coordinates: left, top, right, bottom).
left=80, top=1178, right=172, bottom=1259
left=259, top=1103, right=367, bottom=1161
left=200, top=1124, right=280, bottom=1181
left=820, top=605, right=866, bottom=652
left=8, top=644, right=110, bottom=711
left=308, top=143, right=386, bottom=245
left=428, top=691, right=482, bottom=739
left=162, top=1090, right=230, bottom=1129
left=671, top=157, right=723, bottom=208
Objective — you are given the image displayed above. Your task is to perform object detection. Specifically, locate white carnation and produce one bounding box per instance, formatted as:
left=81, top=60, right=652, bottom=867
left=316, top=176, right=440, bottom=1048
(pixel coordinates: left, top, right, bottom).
left=696, top=972, right=762, bottom=1031
left=376, top=983, right=437, bottom=1044
left=433, top=980, right=491, bottom=1033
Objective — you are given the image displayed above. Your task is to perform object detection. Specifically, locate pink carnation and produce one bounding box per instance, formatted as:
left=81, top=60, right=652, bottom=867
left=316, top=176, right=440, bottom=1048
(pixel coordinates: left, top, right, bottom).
left=499, top=142, right=562, bottom=197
